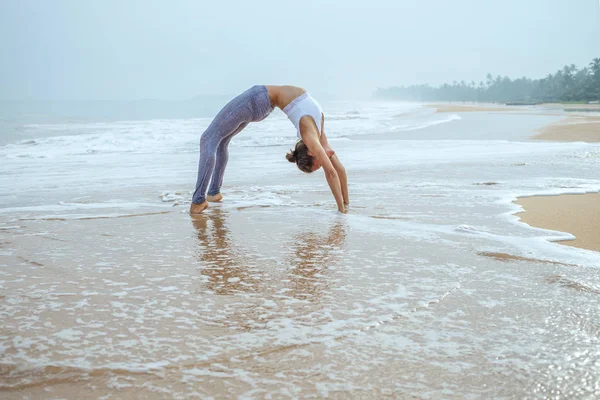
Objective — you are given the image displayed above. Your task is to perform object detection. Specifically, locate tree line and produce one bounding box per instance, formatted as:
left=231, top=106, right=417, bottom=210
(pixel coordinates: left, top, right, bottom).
left=374, top=57, right=600, bottom=104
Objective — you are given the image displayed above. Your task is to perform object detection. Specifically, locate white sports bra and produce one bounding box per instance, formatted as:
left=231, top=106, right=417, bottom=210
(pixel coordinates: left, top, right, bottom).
left=281, top=92, right=323, bottom=138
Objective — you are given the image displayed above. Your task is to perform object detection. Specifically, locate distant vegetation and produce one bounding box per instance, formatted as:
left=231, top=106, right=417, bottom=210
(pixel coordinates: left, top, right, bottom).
left=375, top=57, right=600, bottom=104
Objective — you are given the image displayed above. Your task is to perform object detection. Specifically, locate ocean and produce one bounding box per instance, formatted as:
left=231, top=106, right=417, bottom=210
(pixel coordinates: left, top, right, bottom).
left=1, top=101, right=600, bottom=398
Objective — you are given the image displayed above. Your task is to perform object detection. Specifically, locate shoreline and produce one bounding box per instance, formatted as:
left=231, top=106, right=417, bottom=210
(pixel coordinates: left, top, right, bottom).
left=3, top=99, right=600, bottom=398
left=425, top=103, right=520, bottom=113
left=426, top=102, right=600, bottom=142
left=515, top=193, right=600, bottom=253
left=532, top=114, right=600, bottom=142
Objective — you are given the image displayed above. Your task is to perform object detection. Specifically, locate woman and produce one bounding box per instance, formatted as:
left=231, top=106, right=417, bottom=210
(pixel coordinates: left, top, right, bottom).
left=190, top=85, right=349, bottom=214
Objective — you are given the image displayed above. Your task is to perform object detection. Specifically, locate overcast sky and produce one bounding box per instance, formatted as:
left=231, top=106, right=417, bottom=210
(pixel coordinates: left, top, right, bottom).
left=1, top=0, right=599, bottom=101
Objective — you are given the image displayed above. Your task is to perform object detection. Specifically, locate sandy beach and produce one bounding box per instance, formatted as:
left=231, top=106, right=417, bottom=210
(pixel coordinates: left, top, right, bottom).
left=2, top=101, right=600, bottom=398
left=523, top=109, right=600, bottom=253
left=533, top=115, right=600, bottom=142
left=515, top=193, right=600, bottom=253
left=3, top=0, right=600, bottom=396
left=540, top=103, right=600, bottom=111
left=426, top=103, right=520, bottom=113
left=431, top=103, right=600, bottom=253
left=428, top=102, right=600, bottom=115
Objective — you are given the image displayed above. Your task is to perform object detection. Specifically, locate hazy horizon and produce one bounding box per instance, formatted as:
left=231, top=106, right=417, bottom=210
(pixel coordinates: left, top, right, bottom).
left=1, top=0, right=599, bottom=101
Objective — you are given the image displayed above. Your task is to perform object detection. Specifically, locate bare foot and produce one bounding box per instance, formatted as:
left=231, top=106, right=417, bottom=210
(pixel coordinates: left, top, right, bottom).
left=207, top=193, right=223, bottom=202
left=189, top=201, right=209, bottom=214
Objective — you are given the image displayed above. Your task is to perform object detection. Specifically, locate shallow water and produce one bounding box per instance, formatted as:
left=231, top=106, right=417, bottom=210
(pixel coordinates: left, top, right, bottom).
left=1, top=103, right=600, bottom=398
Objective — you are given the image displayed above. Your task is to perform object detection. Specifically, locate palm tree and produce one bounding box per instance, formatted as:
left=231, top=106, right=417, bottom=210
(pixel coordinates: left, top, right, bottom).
left=590, top=58, right=600, bottom=76
left=590, top=58, right=600, bottom=99
left=373, top=57, right=600, bottom=102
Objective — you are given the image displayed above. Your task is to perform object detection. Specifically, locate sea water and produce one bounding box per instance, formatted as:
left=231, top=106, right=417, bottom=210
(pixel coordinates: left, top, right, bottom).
left=1, top=102, right=599, bottom=398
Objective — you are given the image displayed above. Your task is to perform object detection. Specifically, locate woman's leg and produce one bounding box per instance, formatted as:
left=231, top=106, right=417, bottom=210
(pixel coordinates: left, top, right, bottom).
left=192, top=97, right=253, bottom=204
left=192, top=85, right=272, bottom=207
left=207, top=122, right=248, bottom=198
left=192, top=129, right=220, bottom=204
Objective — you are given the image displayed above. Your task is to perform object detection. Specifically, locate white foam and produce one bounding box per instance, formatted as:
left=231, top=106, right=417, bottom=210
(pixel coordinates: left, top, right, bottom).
left=54, top=328, right=84, bottom=341
left=393, top=113, right=461, bottom=131
left=0, top=201, right=170, bottom=214
left=2, top=102, right=599, bottom=271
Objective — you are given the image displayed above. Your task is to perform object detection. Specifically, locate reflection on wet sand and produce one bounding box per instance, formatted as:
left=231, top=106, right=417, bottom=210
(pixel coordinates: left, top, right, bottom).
left=191, top=211, right=347, bottom=336
left=286, top=221, right=347, bottom=301
left=192, top=209, right=264, bottom=295
left=192, top=210, right=348, bottom=302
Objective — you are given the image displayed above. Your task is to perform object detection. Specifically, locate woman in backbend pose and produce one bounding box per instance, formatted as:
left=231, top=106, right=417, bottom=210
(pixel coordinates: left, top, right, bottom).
left=190, top=85, right=349, bottom=214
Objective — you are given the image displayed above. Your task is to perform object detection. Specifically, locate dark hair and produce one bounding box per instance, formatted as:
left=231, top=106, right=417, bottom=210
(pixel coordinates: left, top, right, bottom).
left=285, top=140, right=314, bottom=173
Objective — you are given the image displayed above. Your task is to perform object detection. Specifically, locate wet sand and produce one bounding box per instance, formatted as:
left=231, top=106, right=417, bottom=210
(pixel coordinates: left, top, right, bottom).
left=533, top=115, right=600, bottom=142
left=2, top=107, right=600, bottom=398
left=426, top=104, right=520, bottom=113
left=514, top=107, right=600, bottom=253
left=1, top=204, right=599, bottom=398
left=515, top=193, right=600, bottom=253
left=427, top=102, right=600, bottom=142
left=429, top=102, right=600, bottom=114
left=539, top=103, right=600, bottom=111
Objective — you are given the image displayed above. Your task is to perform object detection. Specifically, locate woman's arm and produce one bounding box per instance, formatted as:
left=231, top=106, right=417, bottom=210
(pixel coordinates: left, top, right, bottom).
left=301, top=119, right=346, bottom=213
left=319, top=115, right=348, bottom=207
left=330, top=154, right=348, bottom=207
left=319, top=114, right=334, bottom=153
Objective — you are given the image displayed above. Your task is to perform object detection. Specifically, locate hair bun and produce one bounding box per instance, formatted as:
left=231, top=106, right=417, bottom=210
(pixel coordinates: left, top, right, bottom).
left=286, top=149, right=297, bottom=163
